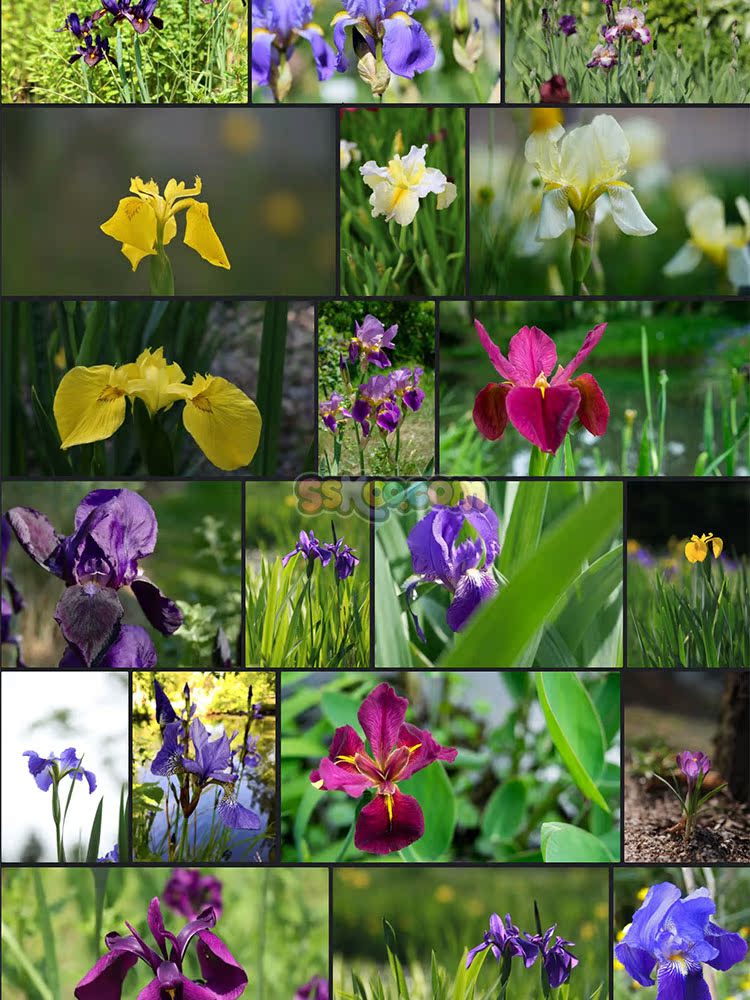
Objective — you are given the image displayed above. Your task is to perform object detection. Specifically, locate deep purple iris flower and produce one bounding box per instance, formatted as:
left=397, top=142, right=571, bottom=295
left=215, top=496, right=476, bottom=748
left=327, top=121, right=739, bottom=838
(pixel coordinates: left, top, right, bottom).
left=558, top=13, right=577, bottom=34
left=70, top=32, right=112, bottom=65
left=407, top=495, right=500, bottom=634
left=24, top=748, right=97, bottom=794
left=252, top=0, right=335, bottom=86
left=100, top=0, right=163, bottom=32
left=331, top=538, right=360, bottom=579
left=295, top=976, right=330, bottom=1000
left=154, top=677, right=179, bottom=729
left=526, top=925, right=579, bottom=987
left=676, top=751, right=711, bottom=789
left=58, top=11, right=96, bottom=36
left=311, top=682, right=457, bottom=854
left=164, top=869, right=224, bottom=921
left=7, top=489, right=182, bottom=668
left=1, top=517, right=25, bottom=666
left=319, top=393, right=351, bottom=434
left=74, top=897, right=247, bottom=1000
left=283, top=530, right=334, bottom=568
left=615, top=883, right=747, bottom=1000
left=349, top=367, right=424, bottom=437
left=332, top=0, right=435, bottom=80
left=348, top=314, right=398, bottom=368
left=466, top=913, right=539, bottom=969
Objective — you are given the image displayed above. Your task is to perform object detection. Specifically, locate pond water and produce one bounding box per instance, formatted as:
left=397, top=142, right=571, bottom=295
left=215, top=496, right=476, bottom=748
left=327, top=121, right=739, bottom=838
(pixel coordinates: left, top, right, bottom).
left=134, top=714, right=276, bottom=862
left=441, top=335, right=749, bottom=476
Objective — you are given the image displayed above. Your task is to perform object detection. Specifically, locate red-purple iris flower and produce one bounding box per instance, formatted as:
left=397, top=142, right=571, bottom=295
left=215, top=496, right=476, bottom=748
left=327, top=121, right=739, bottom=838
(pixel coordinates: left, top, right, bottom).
left=310, top=682, right=457, bottom=854
left=472, top=321, right=610, bottom=455
left=295, top=977, right=329, bottom=1000
left=164, top=869, right=224, bottom=921
left=74, top=897, right=247, bottom=1000
left=6, top=489, right=182, bottom=668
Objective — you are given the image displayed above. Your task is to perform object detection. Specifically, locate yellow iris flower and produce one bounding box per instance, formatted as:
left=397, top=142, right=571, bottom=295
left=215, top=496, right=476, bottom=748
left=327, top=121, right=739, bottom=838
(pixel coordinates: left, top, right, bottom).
left=53, top=347, right=261, bottom=471
left=684, top=533, right=723, bottom=563
left=100, top=176, right=231, bottom=272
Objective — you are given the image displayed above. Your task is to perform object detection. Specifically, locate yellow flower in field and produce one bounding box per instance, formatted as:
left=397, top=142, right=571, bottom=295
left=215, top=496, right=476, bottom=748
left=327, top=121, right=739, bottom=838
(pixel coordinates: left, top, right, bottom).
left=360, top=144, right=457, bottom=226
left=434, top=885, right=456, bottom=903
left=53, top=348, right=261, bottom=471
left=664, top=195, right=750, bottom=290
left=685, top=532, right=723, bottom=563
left=101, top=176, right=230, bottom=271
left=164, top=374, right=262, bottom=472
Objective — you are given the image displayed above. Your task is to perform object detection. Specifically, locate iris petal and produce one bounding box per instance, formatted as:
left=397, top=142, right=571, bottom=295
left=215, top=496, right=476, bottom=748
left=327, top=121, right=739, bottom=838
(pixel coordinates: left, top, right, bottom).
left=354, top=791, right=424, bottom=854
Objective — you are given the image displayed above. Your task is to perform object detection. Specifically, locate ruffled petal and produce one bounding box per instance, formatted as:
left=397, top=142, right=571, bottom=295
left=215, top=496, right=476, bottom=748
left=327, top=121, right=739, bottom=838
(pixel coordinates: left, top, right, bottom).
left=100, top=197, right=157, bottom=268
left=131, top=577, right=183, bottom=635
left=54, top=584, right=124, bottom=667
left=552, top=323, right=607, bottom=383
left=704, top=921, right=749, bottom=972
left=54, top=366, right=129, bottom=449
left=354, top=791, right=424, bottom=854
left=537, top=188, right=572, bottom=240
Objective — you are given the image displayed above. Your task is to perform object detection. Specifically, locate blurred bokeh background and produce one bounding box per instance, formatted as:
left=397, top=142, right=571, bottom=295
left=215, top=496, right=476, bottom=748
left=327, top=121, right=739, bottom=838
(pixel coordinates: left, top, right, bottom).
left=1, top=108, right=336, bottom=295
left=2, top=866, right=329, bottom=999
left=1, top=480, right=241, bottom=667
left=627, top=481, right=750, bottom=554
left=1, top=671, right=128, bottom=862
left=470, top=108, right=750, bottom=296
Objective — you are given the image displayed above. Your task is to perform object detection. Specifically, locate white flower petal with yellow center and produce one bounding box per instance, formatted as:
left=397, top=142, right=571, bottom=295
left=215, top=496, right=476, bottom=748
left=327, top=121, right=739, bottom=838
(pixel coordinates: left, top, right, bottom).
left=524, top=114, right=657, bottom=240
left=360, top=144, right=453, bottom=227
left=664, top=194, right=750, bottom=290
left=340, top=140, right=360, bottom=170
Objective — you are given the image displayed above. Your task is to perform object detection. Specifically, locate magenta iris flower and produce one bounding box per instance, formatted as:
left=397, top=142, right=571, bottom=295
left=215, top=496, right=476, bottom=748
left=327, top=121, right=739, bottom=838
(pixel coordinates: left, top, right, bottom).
left=310, top=682, right=457, bottom=854
left=7, top=488, right=182, bottom=668
left=472, top=321, right=610, bottom=455
left=74, top=897, right=247, bottom=1000
left=1, top=517, right=25, bottom=666
left=332, top=0, right=435, bottom=80
left=295, top=976, right=330, bottom=1000
left=676, top=750, right=711, bottom=789
left=348, top=314, right=398, bottom=368
left=164, top=869, right=224, bottom=921
left=407, top=495, right=500, bottom=634
left=23, top=748, right=97, bottom=793
left=466, top=913, right=539, bottom=969
left=615, top=883, right=747, bottom=1000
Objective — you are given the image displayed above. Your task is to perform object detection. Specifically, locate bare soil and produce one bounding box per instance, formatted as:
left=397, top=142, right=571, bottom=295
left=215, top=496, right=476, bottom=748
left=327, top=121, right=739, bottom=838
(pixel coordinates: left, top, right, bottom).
left=624, top=768, right=750, bottom=863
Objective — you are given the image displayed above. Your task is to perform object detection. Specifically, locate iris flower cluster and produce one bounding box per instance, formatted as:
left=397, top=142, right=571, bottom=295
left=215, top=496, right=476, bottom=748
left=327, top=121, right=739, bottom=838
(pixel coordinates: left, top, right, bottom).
left=466, top=910, right=579, bottom=993
left=586, top=2, right=651, bottom=71
left=150, top=679, right=262, bottom=840
left=75, top=896, right=247, bottom=1000
left=1, top=519, right=24, bottom=667
left=615, top=882, right=747, bottom=1000
left=53, top=344, right=260, bottom=472
left=23, top=747, right=97, bottom=862
left=283, top=529, right=360, bottom=581
left=5, top=488, right=181, bottom=668
left=319, top=314, right=426, bottom=474
left=58, top=0, right=164, bottom=69
left=406, top=494, right=501, bottom=636
left=311, top=682, right=457, bottom=854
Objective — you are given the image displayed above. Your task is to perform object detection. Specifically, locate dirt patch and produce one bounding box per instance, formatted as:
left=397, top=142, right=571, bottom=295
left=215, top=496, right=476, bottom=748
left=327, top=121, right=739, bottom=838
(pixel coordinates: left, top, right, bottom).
left=624, top=769, right=750, bottom=863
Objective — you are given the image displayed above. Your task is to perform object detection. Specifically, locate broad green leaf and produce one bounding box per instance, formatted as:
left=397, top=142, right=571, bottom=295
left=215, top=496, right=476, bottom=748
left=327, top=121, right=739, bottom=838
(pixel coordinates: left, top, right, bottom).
left=499, top=481, right=549, bottom=576
left=321, top=690, right=361, bottom=731
left=592, top=673, right=621, bottom=745
left=481, top=779, right=527, bottom=844
left=282, top=736, right=325, bottom=759
left=540, top=822, right=614, bottom=862
left=401, top=763, right=455, bottom=860
left=535, top=673, right=609, bottom=811
left=440, top=484, right=622, bottom=667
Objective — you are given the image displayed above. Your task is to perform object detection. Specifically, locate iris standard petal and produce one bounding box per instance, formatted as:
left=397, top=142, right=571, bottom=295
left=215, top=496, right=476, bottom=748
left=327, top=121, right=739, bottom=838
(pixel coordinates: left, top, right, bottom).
left=369, top=182, right=422, bottom=226
left=54, top=365, right=131, bottom=449
left=505, top=383, right=581, bottom=454
left=446, top=568, right=497, bottom=631
left=167, top=375, right=261, bottom=471
left=311, top=723, right=366, bottom=782
left=131, top=577, right=184, bottom=635
left=605, top=184, right=657, bottom=236
left=622, top=883, right=684, bottom=960
left=570, top=373, right=610, bottom=436
left=382, top=13, right=435, bottom=77
left=552, top=323, right=608, bottom=384
left=357, top=682, right=409, bottom=764
left=54, top=584, right=124, bottom=667
left=507, top=326, right=558, bottom=383
left=354, top=791, right=425, bottom=854
left=101, top=197, right=158, bottom=268
left=74, top=488, right=158, bottom=564
left=459, top=496, right=501, bottom=564
left=474, top=320, right=519, bottom=381
left=704, top=921, right=749, bottom=971
left=183, top=202, right=231, bottom=269
left=194, top=928, right=249, bottom=1000
left=395, top=721, right=457, bottom=780
left=74, top=948, right=139, bottom=1000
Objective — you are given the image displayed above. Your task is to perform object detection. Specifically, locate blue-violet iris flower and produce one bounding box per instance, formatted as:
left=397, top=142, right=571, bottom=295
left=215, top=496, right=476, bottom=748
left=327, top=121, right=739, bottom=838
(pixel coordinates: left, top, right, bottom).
left=526, top=925, right=580, bottom=987
left=252, top=0, right=335, bottom=87
left=332, top=0, right=435, bottom=79
left=615, top=882, right=748, bottom=1000
left=1, top=517, right=25, bottom=666
left=24, top=748, right=97, bottom=793
left=466, top=913, right=539, bottom=969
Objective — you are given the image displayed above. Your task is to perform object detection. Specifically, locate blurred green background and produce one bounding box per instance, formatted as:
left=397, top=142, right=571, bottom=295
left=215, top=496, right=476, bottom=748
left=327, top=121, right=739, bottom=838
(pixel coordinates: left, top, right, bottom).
left=2, top=866, right=329, bottom=999
left=334, top=867, right=609, bottom=997
left=1, top=480, right=241, bottom=667
left=439, top=299, right=750, bottom=476
left=1, top=108, right=335, bottom=296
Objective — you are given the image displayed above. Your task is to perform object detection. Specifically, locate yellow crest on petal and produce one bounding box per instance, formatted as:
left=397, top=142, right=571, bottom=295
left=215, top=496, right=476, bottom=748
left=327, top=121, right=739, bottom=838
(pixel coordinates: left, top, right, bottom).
left=176, top=374, right=261, bottom=471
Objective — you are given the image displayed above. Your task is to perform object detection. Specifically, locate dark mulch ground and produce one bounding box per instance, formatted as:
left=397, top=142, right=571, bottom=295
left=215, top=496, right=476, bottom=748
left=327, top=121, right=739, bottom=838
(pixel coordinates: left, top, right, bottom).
left=624, top=769, right=750, bottom=863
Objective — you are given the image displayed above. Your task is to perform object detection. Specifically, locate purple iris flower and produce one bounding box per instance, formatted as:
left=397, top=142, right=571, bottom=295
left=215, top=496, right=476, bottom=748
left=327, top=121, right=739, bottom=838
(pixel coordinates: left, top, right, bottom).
left=295, top=977, right=330, bottom=1000
left=252, top=0, right=335, bottom=87
left=525, top=925, right=579, bottom=987
left=151, top=721, right=186, bottom=777
left=351, top=373, right=395, bottom=437
left=319, top=392, right=351, bottom=434
left=676, top=751, right=711, bottom=790
left=348, top=314, right=398, bottom=368
left=331, top=538, right=360, bottom=580
left=332, top=0, right=435, bottom=80
left=74, top=897, right=247, bottom=1000
left=1, top=517, right=25, bottom=666
left=252, top=702, right=264, bottom=720
left=389, top=367, right=425, bottom=412
left=164, top=869, right=224, bottom=921
left=7, top=489, right=182, bottom=668
left=24, top=748, right=97, bottom=794
left=376, top=398, right=402, bottom=433
left=282, top=530, right=334, bottom=567
left=615, top=883, right=748, bottom=1000
left=100, top=0, right=163, bottom=32
left=407, top=495, right=500, bottom=634
left=57, top=11, right=96, bottom=36
left=558, top=13, right=577, bottom=34
left=466, top=913, right=539, bottom=969
left=98, top=844, right=119, bottom=863
left=240, top=734, right=262, bottom=768
left=154, top=678, right=179, bottom=729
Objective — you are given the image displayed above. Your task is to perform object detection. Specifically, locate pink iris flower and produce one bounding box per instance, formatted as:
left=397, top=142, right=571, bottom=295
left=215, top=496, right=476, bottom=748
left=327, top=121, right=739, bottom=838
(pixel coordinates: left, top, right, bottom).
left=310, top=682, right=457, bottom=855
left=472, top=321, right=610, bottom=454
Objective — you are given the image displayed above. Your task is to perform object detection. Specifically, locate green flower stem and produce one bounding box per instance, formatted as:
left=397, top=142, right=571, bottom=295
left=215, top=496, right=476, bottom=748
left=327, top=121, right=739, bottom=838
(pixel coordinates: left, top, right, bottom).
left=335, top=813, right=358, bottom=862
left=394, top=425, right=401, bottom=476
left=570, top=207, right=596, bottom=294
left=353, top=421, right=366, bottom=476
left=51, top=782, right=64, bottom=863
left=528, top=446, right=550, bottom=476
left=149, top=244, right=174, bottom=296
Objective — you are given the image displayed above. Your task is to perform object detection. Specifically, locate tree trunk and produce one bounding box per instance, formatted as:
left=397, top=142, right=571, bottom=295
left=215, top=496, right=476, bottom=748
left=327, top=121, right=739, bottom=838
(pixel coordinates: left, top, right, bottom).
left=714, top=673, right=750, bottom=804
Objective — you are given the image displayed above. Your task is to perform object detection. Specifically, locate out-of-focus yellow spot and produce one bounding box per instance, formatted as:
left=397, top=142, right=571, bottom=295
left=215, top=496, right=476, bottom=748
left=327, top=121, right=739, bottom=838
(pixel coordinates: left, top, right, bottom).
left=628, top=540, right=641, bottom=554
left=637, top=887, right=649, bottom=901
left=467, top=899, right=485, bottom=917
left=221, top=112, right=262, bottom=152
left=739, top=975, right=750, bottom=989
left=392, top=129, right=405, bottom=155
left=580, top=922, right=595, bottom=941
left=434, top=885, right=456, bottom=904
left=614, top=959, right=625, bottom=971
left=530, top=108, right=564, bottom=133
left=338, top=869, right=372, bottom=889
left=54, top=345, right=67, bottom=370
left=262, top=191, right=304, bottom=236
left=738, top=926, right=749, bottom=938
left=594, top=901, right=609, bottom=920
left=631, top=982, right=642, bottom=990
